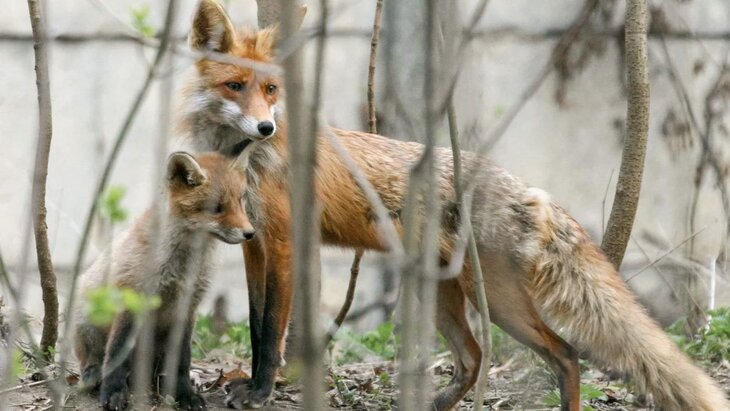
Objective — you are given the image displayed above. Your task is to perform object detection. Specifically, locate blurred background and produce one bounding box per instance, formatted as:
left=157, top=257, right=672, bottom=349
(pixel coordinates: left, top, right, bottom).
left=2, top=0, right=730, bottom=338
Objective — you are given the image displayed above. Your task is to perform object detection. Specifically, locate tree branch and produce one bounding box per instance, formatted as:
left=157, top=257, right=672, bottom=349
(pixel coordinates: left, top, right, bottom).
left=601, top=0, right=649, bottom=268
left=60, top=0, right=179, bottom=379
left=328, top=0, right=385, bottom=345
left=26, top=0, right=58, bottom=362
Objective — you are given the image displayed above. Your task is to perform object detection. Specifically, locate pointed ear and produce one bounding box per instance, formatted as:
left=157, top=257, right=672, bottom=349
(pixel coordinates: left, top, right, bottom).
left=255, top=25, right=279, bottom=56
left=189, top=0, right=236, bottom=53
left=167, top=152, right=207, bottom=187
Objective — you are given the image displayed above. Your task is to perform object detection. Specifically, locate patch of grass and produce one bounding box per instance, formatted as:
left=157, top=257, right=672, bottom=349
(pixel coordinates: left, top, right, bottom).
left=543, top=383, right=607, bottom=410
left=667, top=307, right=730, bottom=363
left=192, top=315, right=251, bottom=360
left=334, top=321, right=398, bottom=365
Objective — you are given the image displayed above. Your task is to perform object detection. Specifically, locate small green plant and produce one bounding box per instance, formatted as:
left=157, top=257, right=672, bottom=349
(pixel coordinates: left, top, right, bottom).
left=98, top=185, right=128, bottom=224
left=85, top=285, right=161, bottom=326
left=377, top=370, right=391, bottom=387
left=331, top=372, right=356, bottom=405
left=192, top=315, right=252, bottom=360
left=131, top=5, right=156, bottom=38
left=667, top=307, right=730, bottom=363
left=543, top=383, right=606, bottom=410
left=11, top=348, right=29, bottom=379
left=335, top=321, right=398, bottom=365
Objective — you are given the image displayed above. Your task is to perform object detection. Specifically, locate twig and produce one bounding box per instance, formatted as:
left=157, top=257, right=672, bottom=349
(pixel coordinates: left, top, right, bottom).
left=27, top=0, right=58, bottom=363
left=340, top=290, right=398, bottom=322
left=601, top=0, right=650, bottom=268
left=630, top=237, right=704, bottom=315
left=446, top=94, right=492, bottom=411
left=459, top=0, right=602, bottom=193
left=321, top=126, right=404, bottom=257
left=280, top=0, right=326, bottom=407
left=326, top=249, right=363, bottom=344
left=601, top=169, right=615, bottom=238
left=61, top=0, right=179, bottom=386
left=0, top=378, right=54, bottom=396
left=625, top=227, right=706, bottom=283
left=366, top=0, right=384, bottom=135
left=329, top=0, right=385, bottom=345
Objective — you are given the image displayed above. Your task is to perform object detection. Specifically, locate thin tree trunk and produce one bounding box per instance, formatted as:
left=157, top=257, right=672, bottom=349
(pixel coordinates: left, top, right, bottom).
left=384, top=0, right=440, bottom=408
left=27, top=0, right=58, bottom=362
left=601, top=0, right=649, bottom=269
left=280, top=0, right=325, bottom=408
left=446, top=103, right=492, bottom=410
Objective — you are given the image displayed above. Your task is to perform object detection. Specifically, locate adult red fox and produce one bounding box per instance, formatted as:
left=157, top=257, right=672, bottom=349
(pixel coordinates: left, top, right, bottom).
left=179, top=1, right=730, bottom=410
left=74, top=148, right=257, bottom=410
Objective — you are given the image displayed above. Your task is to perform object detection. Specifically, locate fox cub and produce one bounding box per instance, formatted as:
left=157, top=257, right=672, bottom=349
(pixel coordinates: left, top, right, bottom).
left=74, top=147, right=256, bottom=410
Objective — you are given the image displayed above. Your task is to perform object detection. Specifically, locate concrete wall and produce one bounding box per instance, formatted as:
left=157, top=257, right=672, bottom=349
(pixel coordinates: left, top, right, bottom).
left=2, top=0, right=730, bottom=331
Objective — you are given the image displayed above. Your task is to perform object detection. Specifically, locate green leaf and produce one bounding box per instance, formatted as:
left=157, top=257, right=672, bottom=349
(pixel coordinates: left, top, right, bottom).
left=131, top=4, right=156, bottom=38
left=85, top=286, right=122, bottom=326
left=580, top=383, right=607, bottom=402
left=98, top=185, right=129, bottom=224
left=85, top=285, right=161, bottom=326
left=543, top=389, right=561, bottom=407
left=11, top=348, right=28, bottom=379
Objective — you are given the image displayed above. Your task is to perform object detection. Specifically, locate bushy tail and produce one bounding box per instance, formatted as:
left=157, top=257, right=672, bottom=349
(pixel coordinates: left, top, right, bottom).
left=525, top=193, right=729, bottom=411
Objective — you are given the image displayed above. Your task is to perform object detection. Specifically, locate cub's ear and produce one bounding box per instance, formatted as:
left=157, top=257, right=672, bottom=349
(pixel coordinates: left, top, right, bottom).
left=189, top=0, right=236, bottom=53
left=167, top=152, right=207, bottom=187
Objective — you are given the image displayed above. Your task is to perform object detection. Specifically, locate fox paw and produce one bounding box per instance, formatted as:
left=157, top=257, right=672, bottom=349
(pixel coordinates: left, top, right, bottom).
left=176, top=390, right=206, bottom=410
left=80, top=365, right=101, bottom=392
left=224, top=379, right=270, bottom=409
left=100, top=385, right=130, bottom=410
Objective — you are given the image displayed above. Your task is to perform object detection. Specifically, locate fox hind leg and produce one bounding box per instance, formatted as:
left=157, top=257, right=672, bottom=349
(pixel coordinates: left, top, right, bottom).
left=432, top=278, right=482, bottom=411
left=472, top=270, right=580, bottom=411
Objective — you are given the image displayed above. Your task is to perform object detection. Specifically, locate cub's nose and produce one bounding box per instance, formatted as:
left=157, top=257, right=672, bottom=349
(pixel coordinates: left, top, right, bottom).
left=257, top=121, right=275, bottom=137
left=243, top=230, right=256, bottom=240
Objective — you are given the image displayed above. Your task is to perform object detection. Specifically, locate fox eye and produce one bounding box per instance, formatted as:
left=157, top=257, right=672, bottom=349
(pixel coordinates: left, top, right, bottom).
left=226, top=82, right=243, bottom=91
left=265, top=84, right=277, bottom=95
left=212, top=203, right=224, bottom=214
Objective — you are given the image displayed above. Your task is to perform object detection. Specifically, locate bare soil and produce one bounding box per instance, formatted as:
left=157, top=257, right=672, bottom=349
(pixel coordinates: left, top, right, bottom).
left=4, top=356, right=729, bottom=410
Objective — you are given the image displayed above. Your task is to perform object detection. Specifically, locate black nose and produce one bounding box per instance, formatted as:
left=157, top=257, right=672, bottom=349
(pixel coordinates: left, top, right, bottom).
left=257, top=121, right=275, bottom=136
left=243, top=231, right=255, bottom=240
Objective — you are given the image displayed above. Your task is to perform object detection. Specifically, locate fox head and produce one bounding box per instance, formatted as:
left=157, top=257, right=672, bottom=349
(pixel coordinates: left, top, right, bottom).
left=166, top=150, right=255, bottom=244
left=186, top=0, right=282, bottom=143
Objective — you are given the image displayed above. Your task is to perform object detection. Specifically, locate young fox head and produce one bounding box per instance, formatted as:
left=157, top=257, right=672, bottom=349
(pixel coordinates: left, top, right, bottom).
left=187, top=0, right=282, bottom=142
left=166, top=151, right=255, bottom=244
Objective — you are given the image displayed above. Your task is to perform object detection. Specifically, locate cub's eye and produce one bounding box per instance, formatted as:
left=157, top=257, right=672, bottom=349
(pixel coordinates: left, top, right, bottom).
left=226, top=82, right=243, bottom=91
left=265, top=84, right=277, bottom=95
left=212, top=203, right=224, bottom=214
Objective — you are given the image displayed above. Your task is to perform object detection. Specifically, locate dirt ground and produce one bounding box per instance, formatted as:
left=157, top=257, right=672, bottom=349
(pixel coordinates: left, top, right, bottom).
left=3, top=355, right=729, bottom=411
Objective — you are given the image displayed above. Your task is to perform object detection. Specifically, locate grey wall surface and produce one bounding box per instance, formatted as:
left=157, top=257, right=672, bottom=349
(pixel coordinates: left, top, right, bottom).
left=2, top=0, right=730, bottom=332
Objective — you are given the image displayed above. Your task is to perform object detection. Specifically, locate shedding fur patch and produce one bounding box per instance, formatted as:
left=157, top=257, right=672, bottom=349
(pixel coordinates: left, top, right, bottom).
left=522, top=187, right=555, bottom=244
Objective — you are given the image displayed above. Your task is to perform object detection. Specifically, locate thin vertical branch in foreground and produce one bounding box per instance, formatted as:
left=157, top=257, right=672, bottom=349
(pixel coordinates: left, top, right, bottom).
left=328, top=0, right=384, bottom=343
left=367, top=0, right=384, bottom=134
left=387, top=0, right=440, bottom=408
left=26, top=0, right=58, bottom=362
left=446, top=103, right=491, bottom=410
left=60, top=0, right=179, bottom=381
left=281, top=0, right=325, bottom=408
left=601, top=0, right=649, bottom=269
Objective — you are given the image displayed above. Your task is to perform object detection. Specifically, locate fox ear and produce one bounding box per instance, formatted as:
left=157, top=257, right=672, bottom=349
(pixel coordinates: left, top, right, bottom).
left=189, top=0, right=236, bottom=53
left=167, top=152, right=207, bottom=187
